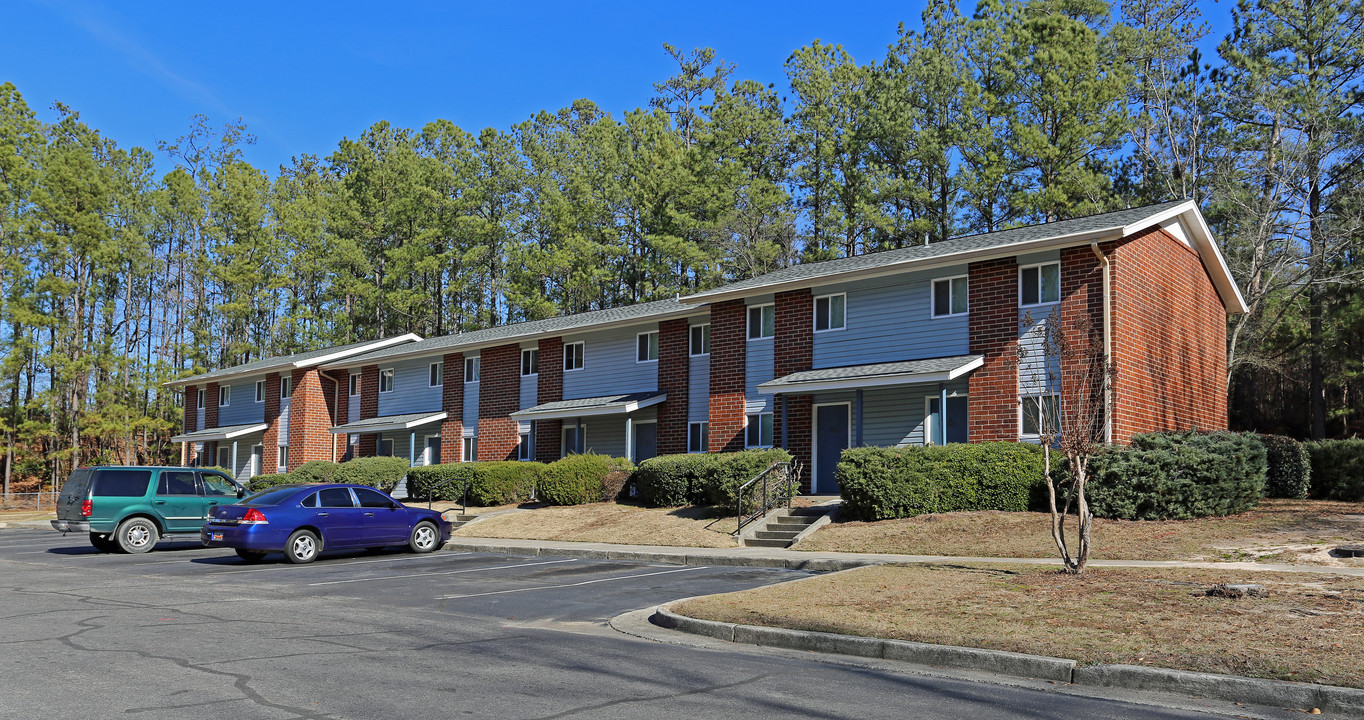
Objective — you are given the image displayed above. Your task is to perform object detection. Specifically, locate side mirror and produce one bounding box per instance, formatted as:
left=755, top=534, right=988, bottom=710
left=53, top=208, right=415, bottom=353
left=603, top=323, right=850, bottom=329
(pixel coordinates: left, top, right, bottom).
left=236, top=488, right=246, bottom=499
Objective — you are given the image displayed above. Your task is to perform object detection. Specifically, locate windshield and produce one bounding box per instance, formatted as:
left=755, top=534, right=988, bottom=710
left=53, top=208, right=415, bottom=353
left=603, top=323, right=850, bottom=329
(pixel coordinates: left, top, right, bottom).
left=241, top=487, right=303, bottom=506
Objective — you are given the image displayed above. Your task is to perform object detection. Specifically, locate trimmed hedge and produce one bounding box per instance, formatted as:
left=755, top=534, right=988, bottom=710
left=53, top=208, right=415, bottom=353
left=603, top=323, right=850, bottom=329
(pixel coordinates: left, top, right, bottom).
left=332, top=456, right=409, bottom=493
left=836, top=443, right=1044, bottom=521
left=292, top=460, right=340, bottom=484
left=404, top=461, right=542, bottom=506
left=701, top=449, right=795, bottom=509
left=246, top=473, right=294, bottom=492
left=632, top=449, right=794, bottom=508
left=1088, top=430, right=1266, bottom=520
left=1259, top=434, right=1311, bottom=499
left=1305, top=438, right=1364, bottom=502
left=536, top=453, right=634, bottom=506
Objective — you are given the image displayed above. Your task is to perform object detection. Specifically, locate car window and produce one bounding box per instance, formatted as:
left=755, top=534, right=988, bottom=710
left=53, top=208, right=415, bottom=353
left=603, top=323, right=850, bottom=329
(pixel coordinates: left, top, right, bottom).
left=200, top=473, right=236, bottom=496
left=353, top=488, right=394, bottom=508
left=301, top=492, right=318, bottom=508
left=243, top=487, right=301, bottom=506
left=91, top=470, right=153, bottom=497
left=318, top=488, right=355, bottom=508
left=157, top=471, right=198, bottom=496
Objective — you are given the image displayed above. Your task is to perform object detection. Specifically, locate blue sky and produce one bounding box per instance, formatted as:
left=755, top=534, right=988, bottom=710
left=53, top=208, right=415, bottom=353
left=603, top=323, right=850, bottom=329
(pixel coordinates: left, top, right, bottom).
left=6, top=0, right=1234, bottom=176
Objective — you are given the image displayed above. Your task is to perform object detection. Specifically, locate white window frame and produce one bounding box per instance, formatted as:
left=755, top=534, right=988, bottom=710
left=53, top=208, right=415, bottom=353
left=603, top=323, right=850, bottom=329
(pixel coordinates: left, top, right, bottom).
left=931, top=275, right=969, bottom=318
left=636, top=331, right=659, bottom=363
left=465, top=356, right=480, bottom=383
left=521, top=348, right=539, bottom=377
left=379, top=368, right=394, bottom=393
left=745, top=412, right=774, bottom=448
left=277, top=445, right=289, bottom=473
left=219, top=385, right=230, bottom=407
left=564, top=341, right=585, bottom=372
left=423, top=434, right=441, bottom=466
left=348, top=373, right=360, bottom=396
left=462, top=436, right=477, bottom=462
left=429, top=361, right=443, bottom=387
left=517, top=425, right=535, bottom=461
left=196, top=388, right=205, bottom=409
left=747, top=304, right=775, bottom=340
left=280, top=376, right=291, bottom=399
left=1019, top=261, right=1061, bottom=307
left=689, top=324, right=710, bottom=356
left=254, top=380, right=265, bottom=403
left=923, top=392, right=970, bottom=446
left=688, top=421, right=709, bottom=454
left=813, top=293, right=846, bottom=333
left=1020, top=393, right=1061, bottom=440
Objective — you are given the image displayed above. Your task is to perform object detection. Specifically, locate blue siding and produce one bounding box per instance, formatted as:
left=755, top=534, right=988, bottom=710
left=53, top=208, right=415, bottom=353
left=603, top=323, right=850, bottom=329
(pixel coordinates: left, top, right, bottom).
left=798, top=380, right=969, bottom=451
left=745, top=336, right=774, bottom=414
left=520, top=373, right=537, bottom=411
left=811, top=267, right=970, bottom=369
left=581, top=417, right=627, bottom=458
left=278, top=403, right=290, bottom=444
left=688, top=354, right=710, bottom=423
left=463, top=355, right=479, bottom=431
left=1018, top=311, right=1060, bottom=397
left=377, top=358, right=443, bottom=416
left=216, top=375, right=266, bottom=426
left=561, top=325, right=659, bottom=398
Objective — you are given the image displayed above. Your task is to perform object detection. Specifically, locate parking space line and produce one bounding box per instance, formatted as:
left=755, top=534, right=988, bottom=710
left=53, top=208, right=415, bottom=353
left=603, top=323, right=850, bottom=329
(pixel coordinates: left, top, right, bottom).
left=208, top=551, right=476, bottom=575
left=306, top=558, right=579, bottom=586
left=437, top=565, right=708, bottom=599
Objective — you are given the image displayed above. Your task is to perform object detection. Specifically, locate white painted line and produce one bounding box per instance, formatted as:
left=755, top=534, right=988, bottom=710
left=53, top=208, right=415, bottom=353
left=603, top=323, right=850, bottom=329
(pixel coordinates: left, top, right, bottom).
left=438, top=565, right=708, bottom=600
left=208, top=551, right=476, bottom=575
left=307, top=558, right=578, bottom=586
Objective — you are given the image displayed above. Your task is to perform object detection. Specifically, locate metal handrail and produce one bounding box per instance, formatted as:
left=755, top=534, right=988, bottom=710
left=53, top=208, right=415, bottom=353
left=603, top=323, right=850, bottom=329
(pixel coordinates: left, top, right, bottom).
left=735, top=462, right=797, bottom=535
left=424, top=477, right=470, bottom=516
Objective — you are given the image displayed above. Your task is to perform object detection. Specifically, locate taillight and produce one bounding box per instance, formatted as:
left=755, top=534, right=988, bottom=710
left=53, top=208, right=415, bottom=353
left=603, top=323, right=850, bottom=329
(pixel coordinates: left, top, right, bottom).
left=240, top=508, right=268, bottom=525
left=80, top=500, right=92, bottom=517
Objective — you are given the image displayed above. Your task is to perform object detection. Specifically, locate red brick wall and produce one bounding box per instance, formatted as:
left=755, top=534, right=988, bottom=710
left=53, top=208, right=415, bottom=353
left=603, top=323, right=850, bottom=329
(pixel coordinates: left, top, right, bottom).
left=535, top=338, right=563, bottom=463
left=286, top=368, right=336, bottom=470
left=1109, top=227, right=1228, bottom=441
left=968, top=257, right=1020, bottom=442
left=709, top=300, right=747, bottom=453
left=774, top=289, right=813, bottom=488
left=657, top=319, right=690, bottom=456
left=205, top=382, right=219, bottom=429
left=440, top=352, right=465, bottom=463
left=182, top=385, right=198, bottom=465
left=262, top=373, right=281, bottom=472
left=358, top=365, right=379, bottom=457
left=332, top=372, right=350, bottom=461
left=478, top=343, right=521, bottom=461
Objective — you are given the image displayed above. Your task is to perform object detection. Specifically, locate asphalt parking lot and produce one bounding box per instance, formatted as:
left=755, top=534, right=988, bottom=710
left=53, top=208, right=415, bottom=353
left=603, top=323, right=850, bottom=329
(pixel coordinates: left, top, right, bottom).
left=0, top=527, right=1288, bottom=720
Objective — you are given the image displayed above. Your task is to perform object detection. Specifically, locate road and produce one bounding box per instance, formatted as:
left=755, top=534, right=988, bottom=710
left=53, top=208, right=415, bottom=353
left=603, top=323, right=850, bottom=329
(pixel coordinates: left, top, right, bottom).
left=0, top=528, right=1291, bottom=719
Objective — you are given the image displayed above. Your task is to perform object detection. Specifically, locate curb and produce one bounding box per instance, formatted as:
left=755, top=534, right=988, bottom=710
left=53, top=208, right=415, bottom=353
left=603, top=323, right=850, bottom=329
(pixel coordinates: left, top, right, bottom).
left=651, top=605, right=1364, bottom=715
left=442, top=539, right=882, bottom=571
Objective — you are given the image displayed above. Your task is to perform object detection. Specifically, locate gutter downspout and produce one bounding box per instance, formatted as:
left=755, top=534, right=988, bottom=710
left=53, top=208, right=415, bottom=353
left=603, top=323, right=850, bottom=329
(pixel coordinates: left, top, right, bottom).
left=1089, top=242, right=1113, bottom=445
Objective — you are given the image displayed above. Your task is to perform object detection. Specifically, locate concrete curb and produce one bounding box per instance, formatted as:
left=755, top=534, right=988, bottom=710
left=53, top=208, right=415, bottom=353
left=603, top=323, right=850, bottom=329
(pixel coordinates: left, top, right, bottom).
left=442, top=538, right=884, bottom=571
left=652, top=604, right=1364, bottom=715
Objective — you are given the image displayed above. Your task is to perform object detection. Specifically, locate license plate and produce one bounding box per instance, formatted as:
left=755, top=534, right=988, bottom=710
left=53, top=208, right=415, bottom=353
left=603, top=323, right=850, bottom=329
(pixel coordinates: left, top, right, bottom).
left=211, top=533, right=223, bottom=541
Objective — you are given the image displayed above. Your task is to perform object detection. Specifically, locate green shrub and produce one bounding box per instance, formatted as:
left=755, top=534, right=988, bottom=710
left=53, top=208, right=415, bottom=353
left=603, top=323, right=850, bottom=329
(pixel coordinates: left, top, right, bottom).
left=835, top=443, right=1044, bottom=521
left=1088, top=430, right=1266, bottom=520
left=698, top=449, right=795, bottom=509
left=633, top=454, right=711, bottom=507
left=1305, top=438, right=1364, bottom=502
left=403, top=461, right=542, bottom=505
left=406, top=463, right=476, bottom=501
left=1259, top=434, right=1311, bottom=499
left=332, top=456, right=409, bottom=493
left=536, top=453, right=634, bottom=506
left=246, top=473, right=294, bottom=492
left=291, top=460, right=340, bottom=484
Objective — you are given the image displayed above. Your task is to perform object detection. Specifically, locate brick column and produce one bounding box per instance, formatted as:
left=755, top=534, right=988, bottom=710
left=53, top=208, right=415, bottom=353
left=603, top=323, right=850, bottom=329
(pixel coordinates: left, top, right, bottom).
left=535, top=337, right=563, bottom=463
left=709, top=299, right=747, bottom=453
left=440, top=352, right=465, bottom=464
left=262, top=372, right=281, bottom=473
left=967, top=257, right=1020, bottom=442
left=182, top=384, right=198, bottom=465
left=478, top=343, right=521, bottom=461
left=286, top=368, right=335, bottom=470
left=333, top=374, right=350, bottom=461
left=774, top=289, right=814, bottom=489
left=204, top=382, right=220, bottom=429
left=358, top=365, right=379, bottom=457
left=657, top=319, right=690, bottom=456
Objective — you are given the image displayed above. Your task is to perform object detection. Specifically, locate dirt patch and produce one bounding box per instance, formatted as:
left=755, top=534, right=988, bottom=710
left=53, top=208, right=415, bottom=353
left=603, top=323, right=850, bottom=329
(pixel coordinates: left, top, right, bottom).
left=797, top=499, right=1364, bottom=565
left=675, top=563, right=1364, bottom=688
left=452, top=502, right=740, bottom=548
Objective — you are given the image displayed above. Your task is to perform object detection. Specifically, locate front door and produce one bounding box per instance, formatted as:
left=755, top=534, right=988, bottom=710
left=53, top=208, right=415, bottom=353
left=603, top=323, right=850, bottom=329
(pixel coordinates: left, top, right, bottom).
left=815, top=404, right=850, bottom=494
left=633, top=423, right=657, bottom=463
left=425, top=436, right=441, bottom=466
left=154, top=470, right=204, bottom=533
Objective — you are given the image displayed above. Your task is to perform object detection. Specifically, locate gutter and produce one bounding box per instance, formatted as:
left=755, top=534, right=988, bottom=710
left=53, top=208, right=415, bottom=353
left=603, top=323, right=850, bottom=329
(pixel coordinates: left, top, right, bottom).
left=1090, top=242, right=1113, bottom=445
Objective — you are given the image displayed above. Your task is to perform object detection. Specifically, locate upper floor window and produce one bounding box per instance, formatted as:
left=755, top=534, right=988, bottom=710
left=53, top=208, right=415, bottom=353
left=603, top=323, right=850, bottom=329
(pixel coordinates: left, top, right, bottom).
left=747, top=304, right=775, bottom=340
left=932, top=276, right=969, bottom=318
left=219, top=386, right=230, bottom=407
left=1020, top=262, right=1061, bottom=306
left=690, top=324, right=710, bottom=356
left=745, top=413, right=774, bottom=448
left=196, top=389, right=205, bottom=409
left=564, top=341, right=585, bottom=371
left=465, top=357, right=480, bottom=383
left=254, top=380, right=265, bottom=403
left=379, top=368, right=394, bottom=393
left=280, top=376, right=291, bottom=399
left=636, top=332, right=659, bottom=363
left=814, top=293, right=846, bottom=332
left=349, top=373, right=360, bottom=396
left=521, top=348, right=539, bottom=376
left=429, top=362, right=443, bottom=387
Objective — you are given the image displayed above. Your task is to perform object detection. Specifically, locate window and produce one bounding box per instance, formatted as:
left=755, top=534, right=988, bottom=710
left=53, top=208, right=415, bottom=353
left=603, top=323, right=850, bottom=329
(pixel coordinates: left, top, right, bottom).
left=1022, top=394, right=1061, bottom=437
left=521, top=348, right=538, bottom=376
left=379, top=438, right=394, bottom=457
left=429, top=362, right=443, bottom=387
left=354, top=487, right=393, bottom=508
left=1020, top=262, right=1061, bottom=306
left=349, top=373, right=360, bottom=396
left=196, top=388, right=204, bottom=409
left=518, top=426, right=534, bottom=461
left=318, top=487, right=354, bottom=508
left=379, top=368, right=394, bottom=393
left=280, top=376, right=291, bottom=399
left=277, top=445, right=289, bottom=472
left=462, top=436, right=478, bottom=461
left=688, top=422, right=709, bottom=453
left=814, top=294, right=846, bottom=332
left=465, top=357, right=480, bottom=383
left=157, top=471, right=198, bottom=496
left=219, top=386, right=230, bottom=407
left=636, top=331, right=659, bottom=363
left=689, top=324, right=710, bottom=356
left=199, top=473, right=235, bottom=497
left=564, top=341, right=584, bottom=371
left=932, top=276, right=969, bottom=317
left=747, top=304, right=775, bottom=340
left=254, top=380, right=265, bottom=403
left=745, top=413, right=774, bottom=448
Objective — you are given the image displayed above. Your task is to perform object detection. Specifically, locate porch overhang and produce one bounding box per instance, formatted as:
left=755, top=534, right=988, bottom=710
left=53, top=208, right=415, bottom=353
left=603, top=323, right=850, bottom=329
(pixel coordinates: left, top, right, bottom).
left=328, top=412, right=448, bottom=435
left=509, top=391, right=666, bottom=421
left=170, top=423, right=268, bottom=443
left=757, top=355, right=984, bottom=395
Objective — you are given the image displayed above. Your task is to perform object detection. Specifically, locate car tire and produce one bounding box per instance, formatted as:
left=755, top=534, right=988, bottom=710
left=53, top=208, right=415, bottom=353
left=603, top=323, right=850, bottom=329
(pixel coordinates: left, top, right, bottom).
left=408, top=521, right=441, bottom=554
left=89, top=533, right=118, bottom=553
left=115, top=517, right=158, bottom=554
left=235, top=549, right=268, bottom=563
left=284, top=529, right=320, bottom=564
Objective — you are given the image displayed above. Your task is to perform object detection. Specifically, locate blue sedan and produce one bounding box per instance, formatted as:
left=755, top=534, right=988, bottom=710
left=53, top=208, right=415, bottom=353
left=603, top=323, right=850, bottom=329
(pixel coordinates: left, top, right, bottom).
left=201, top=483, right=453, bottom=564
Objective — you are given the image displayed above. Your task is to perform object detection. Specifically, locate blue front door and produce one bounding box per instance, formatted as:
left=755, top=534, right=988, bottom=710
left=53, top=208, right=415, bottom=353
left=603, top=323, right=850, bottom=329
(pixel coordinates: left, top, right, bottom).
left=815, top=404, right=850, bottom=494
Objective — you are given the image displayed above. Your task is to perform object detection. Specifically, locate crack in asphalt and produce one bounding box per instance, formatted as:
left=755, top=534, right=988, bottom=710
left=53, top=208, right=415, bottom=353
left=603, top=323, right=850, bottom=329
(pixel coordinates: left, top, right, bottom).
left=526, top=672, right=781, bottom=719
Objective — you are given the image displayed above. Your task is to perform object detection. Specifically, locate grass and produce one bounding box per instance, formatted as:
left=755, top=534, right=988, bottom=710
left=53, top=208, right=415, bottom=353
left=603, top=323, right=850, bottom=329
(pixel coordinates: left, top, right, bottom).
left=674, top=563, right=1364, bottom=689
left=451, top=501, right=740, bottom=548
left=797, top=499, right=1364, bottom=565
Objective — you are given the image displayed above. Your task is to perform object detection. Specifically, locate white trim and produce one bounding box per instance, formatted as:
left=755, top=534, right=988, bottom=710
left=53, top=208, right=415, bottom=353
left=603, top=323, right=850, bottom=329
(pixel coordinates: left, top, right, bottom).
left=170, top=423, right=269, bottom=443
left=564, top=341, right=585, bottom=372
left=930, top=275, right=969, bottom=318
left=327, top=411, right=448, bottom=434
left=196, top=388, right=205, bottom=409
left=745, top=412, right=774, bottom=449
left=348, top=373, right=360, bottom=396
left=219, top=385, right=231, bottom=407
left=429, top=361, right=444, bottom=388
left=758, top=357, right=985, bottom=395
left=254, top=380, right=265, bottom=404
left=301, top=333, right=422, bottom=368
left=812, top=402, right=852, bottom=494
left=1127, top=201, right=1248, bottom=314
left=747, top=303, right=775, bottom=341
left=378, top=368, right=395, bottom=393
left=279, top=376, right=291, bottom=399
left=687, top=421, right=709, bottom=454
left=1018, top=261, right=1061, bottom=308
left=464, top=356, right=480, bottom=383
left=510, top=393, right=667, bottom=420
left=422, top=434, right=441, bottom=466
left=635, top=331, right=659, bottom=364
left=689, top=324, right=711, bottom=356
left=813, top=293, right=846, bottom=333
left=521, top=348, right=539, bottom=377
left=166, top=333, right=423, bottom=388
left=276, top=444, right=287, bottom=473
left=1019, top=393, right=1060, bottom=440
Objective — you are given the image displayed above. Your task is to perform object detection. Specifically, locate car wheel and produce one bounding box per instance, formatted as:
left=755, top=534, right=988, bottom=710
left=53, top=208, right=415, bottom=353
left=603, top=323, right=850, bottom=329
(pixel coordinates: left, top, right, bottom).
left=89, top=533, right=118, bottom=553
left=235, top=549, right=268, bottom=563
left=115, top=517, right=158, bottom=554
left=284, top=529, right=320, bottom=564
left=408, top=521, right=441, bottom=554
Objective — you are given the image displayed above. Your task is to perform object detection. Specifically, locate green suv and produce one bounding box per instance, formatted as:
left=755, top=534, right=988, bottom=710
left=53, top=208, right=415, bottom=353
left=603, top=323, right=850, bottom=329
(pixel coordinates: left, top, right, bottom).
left=51, top=466, right=244, bottom=553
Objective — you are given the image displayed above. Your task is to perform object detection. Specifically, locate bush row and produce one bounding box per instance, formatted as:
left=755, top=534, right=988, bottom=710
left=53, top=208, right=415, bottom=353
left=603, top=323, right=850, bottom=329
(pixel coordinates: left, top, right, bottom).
left=406, top=461, right=542, bottom=506
left=1305, top=438, right=1364, bottom=502
left=246, top=456, right=408, bottom=494
left=835, top=443, right=1044, bottom=521
left=632, top=449, right=794, bottom=508
left=1087, top=431, right=1266, bottom=520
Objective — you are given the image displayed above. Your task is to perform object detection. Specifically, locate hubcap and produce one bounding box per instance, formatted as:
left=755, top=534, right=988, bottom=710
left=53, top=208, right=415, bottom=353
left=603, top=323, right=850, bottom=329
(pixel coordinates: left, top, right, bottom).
left=293, top=536, right=315, bottom=558
left=415, top=526, right=435, bottom=548
left=127, top=525, right=150, bottom=547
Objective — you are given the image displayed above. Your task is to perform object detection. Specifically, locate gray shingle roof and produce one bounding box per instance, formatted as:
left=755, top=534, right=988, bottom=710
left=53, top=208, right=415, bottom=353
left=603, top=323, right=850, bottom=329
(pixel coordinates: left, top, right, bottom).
left=684, top=200, right=1190, bottom=301
left=759, top=355, right=984, bottom=392
left=330, top=412, right=447, bottom=433
left=510, top=391, right=666, bottom=419
left=170, top=336, right=420, bottom=387
left=169, top=423, right=268, bottom=443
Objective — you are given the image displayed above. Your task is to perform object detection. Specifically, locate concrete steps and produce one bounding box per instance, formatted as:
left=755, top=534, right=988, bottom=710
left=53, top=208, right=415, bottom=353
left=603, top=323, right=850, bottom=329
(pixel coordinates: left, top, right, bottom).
left=449, top=513, right=479, bottom=531
left=740, top=506, right=832, bottom=549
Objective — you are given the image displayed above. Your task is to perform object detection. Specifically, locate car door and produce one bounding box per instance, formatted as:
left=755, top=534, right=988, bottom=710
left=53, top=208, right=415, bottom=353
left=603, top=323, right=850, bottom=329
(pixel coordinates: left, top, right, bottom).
left=198, top=472, right=239, bottom=522
left=314, top=487, right=365, bottom=549
left=352, top=487, right=409, bottom=545
left=154, top=470, right=204, bottom=533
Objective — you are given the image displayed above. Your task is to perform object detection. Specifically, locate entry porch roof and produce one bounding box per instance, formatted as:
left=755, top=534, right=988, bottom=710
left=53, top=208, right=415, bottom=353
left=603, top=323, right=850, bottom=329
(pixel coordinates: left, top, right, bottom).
left=170, top=423, right=268, bottom=443
left=757, top=355, right=984, bottom=395
left=509, top=391, right=666, bottom=420
left=329, top=412, right=448, bottom=435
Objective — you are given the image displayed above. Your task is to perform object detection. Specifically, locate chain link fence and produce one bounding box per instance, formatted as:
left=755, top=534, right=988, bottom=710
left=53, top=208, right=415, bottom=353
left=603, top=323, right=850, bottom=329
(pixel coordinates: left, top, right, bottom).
left=1, top=491, right=60, bottom=512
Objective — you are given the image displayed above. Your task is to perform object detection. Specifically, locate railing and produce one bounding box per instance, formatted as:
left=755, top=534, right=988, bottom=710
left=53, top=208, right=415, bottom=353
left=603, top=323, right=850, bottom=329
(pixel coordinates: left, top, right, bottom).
left=423, top=478, right=470, bottom=516
left=1, top=490, right=60, bottom=512
left=735, top=461, right=799, bottom=535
